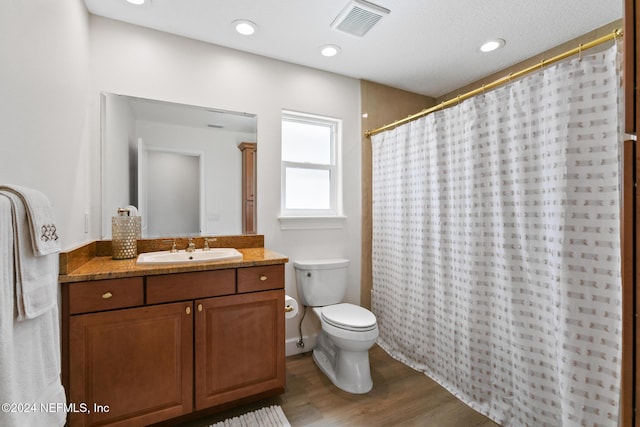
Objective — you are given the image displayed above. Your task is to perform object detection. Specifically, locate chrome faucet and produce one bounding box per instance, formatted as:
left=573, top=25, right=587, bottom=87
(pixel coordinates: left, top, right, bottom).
left=186, top=238, right=196, bottom=252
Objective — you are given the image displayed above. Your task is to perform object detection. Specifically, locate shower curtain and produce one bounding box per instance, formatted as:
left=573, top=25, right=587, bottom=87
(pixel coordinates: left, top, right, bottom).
left=371, top=44, right=622, bottom=427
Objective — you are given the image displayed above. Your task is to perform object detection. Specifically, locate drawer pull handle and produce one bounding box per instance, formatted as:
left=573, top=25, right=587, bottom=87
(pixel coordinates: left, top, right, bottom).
left=186, top=307, right=191, bottom=315
left=198, top=304, right=203, bottom=312
left=102, top=292, right=113, bottom=299
left=260, top=275, right=268, bottom=281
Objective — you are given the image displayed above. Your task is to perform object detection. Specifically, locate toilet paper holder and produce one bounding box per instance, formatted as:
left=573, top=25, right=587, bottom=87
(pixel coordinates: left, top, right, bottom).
left=284, top=295, right=299, bottom=319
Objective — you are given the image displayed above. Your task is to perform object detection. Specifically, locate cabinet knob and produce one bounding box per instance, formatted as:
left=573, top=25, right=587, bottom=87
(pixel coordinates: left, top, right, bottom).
left=260, top=275, right=268, bottom=281
left=198, top=304, right=203, bottom=312
left=102, top=291, right=113, bottom=299
left=186, top=306, right=191, bottom=315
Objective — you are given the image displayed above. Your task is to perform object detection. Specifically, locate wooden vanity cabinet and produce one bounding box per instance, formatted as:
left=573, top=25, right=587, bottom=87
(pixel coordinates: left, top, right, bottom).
left=68, top=302, right=193, bottom=427
left=62, top=264, right=285, bottom=427
left=195, top=290, right=284, bottom=409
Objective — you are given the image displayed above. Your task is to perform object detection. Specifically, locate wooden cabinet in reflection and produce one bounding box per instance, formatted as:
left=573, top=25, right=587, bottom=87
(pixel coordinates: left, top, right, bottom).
left=238, top=142, right=257, bottom=234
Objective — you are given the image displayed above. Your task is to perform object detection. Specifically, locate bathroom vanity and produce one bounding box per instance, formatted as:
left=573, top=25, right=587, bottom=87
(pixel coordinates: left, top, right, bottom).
left=58, top=236, right=287, bottom=427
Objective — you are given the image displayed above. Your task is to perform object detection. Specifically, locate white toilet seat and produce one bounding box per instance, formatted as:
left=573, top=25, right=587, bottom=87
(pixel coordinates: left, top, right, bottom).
left=319, top=303, right=377, bottom=332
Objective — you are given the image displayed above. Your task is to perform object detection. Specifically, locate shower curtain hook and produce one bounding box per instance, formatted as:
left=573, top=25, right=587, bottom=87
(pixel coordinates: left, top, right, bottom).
left=613, top=28, right=623, bottom=44
left=613, top=29, right=623, bottom=52
left=578, top=43, right=583, bottom=62
left=539, top=59, right=546, bottom=76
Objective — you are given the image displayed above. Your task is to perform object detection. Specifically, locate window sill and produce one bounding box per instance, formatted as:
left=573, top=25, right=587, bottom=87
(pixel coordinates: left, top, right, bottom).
left=278, top=215, right=347, bottom=230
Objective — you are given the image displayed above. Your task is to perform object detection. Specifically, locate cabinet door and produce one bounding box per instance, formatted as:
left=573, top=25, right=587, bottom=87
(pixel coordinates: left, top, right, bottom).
left=195, top=290, right=284, bottom=410
left=69, top=302, right=193, bottom=427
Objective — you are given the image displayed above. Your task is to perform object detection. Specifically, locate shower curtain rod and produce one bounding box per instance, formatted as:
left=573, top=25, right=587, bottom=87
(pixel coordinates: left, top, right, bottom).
left=364, top=29, right=623, bottom=138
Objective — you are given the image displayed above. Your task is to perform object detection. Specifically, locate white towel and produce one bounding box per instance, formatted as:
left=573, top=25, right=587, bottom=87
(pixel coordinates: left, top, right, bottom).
left=0, top=185, right=60, bottom=256
left=0, top=189, right=58, bottom=320
left=0, top=196, right=66, bottom=427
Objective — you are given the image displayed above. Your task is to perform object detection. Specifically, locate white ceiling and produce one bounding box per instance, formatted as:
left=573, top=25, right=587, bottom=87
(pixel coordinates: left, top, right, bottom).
left=84, top=0, right=623, bottom=98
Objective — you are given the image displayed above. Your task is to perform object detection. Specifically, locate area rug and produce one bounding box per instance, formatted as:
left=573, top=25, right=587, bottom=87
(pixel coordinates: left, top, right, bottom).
left=208, top=405, right=291, bottom=427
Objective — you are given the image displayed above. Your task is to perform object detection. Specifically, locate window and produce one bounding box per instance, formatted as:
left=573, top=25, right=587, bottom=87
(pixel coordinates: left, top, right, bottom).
left=280, top=111, right=343, bottom=224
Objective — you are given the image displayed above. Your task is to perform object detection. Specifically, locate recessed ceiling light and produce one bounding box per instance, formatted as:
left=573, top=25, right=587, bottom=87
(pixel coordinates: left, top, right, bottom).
left=480, top=38, right=506, bottom=53
left=320, top=45, right=341, bottom=57
left=233, top=20, right=257, bottom=36
left=126, top=0, right=146, bottom=5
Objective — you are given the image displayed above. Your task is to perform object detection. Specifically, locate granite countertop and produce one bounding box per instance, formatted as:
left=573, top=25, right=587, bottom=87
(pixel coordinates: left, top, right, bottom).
left=59, top=247, right=289, bottom=283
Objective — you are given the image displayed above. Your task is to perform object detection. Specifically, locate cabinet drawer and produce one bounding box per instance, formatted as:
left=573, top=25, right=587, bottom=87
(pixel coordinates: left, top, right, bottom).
left=147, top=269, right=236, bottom=304
left=237, top=265, right=284, bottom=293
left=68, top=277, right=144, bottom=315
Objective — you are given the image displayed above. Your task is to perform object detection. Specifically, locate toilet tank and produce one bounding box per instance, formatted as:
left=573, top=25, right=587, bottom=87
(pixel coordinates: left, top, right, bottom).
left=293, top=259, right=350, bottom=306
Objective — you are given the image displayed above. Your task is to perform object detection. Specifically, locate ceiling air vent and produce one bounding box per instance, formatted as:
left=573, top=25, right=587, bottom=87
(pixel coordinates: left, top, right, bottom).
left=331, top=0, right=390, bottom=37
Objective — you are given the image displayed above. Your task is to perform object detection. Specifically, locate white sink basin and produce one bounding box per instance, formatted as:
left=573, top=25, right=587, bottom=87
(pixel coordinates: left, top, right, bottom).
left=136, top=248, right=243, bottom=265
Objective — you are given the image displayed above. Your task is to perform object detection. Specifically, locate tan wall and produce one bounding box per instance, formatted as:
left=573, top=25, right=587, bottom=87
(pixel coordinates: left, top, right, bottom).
left=360, top=81, right=435, bottom=309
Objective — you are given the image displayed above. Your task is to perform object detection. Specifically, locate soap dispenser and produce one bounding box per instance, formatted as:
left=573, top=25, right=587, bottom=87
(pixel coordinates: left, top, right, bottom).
left=111, top=208, right=140, bottom=259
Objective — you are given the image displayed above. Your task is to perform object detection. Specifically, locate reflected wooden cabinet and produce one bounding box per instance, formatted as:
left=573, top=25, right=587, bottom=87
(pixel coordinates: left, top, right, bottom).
left=238, top=142, right=256, bottom=234
left=62, top=265, right=285, bottom=426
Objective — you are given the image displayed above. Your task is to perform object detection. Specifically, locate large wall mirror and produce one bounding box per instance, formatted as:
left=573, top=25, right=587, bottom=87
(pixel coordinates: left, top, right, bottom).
left=101, top=93, right=257, bottom=238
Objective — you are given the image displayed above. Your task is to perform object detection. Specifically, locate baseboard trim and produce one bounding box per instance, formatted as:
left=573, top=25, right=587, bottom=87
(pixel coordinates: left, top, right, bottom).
left=285, top=334, right=317, bottom=356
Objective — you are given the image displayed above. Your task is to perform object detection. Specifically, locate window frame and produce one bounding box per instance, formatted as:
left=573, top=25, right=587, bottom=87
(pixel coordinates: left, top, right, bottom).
left=280, top=110, right=343, bottom=219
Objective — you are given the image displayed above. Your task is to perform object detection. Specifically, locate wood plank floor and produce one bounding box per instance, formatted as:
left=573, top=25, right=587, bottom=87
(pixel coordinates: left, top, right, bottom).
left=180, top=345, right=501, bottom=427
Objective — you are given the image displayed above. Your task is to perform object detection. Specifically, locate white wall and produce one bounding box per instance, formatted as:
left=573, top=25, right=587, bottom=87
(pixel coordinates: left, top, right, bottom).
left=89, top=17, right=362, bottom=353
left=0, top=0, right=91, bottom=249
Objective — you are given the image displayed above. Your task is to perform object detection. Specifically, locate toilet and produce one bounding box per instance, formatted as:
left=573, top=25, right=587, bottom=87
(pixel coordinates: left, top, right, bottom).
left=294, top=259, right=378, bottom=394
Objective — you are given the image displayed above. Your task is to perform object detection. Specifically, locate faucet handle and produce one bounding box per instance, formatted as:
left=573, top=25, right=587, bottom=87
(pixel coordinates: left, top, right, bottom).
left=162, top=239, right=178, bottom=253
left=203, top=237, right=216, bottom=251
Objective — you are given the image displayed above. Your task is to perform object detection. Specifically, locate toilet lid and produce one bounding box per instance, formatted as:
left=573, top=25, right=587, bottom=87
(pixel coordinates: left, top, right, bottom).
left=321, top=303, right=377, bottom=331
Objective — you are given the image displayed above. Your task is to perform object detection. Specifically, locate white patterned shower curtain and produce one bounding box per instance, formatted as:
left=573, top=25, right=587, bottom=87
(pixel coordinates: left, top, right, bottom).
left=371, top=44, right=622, bottom=427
